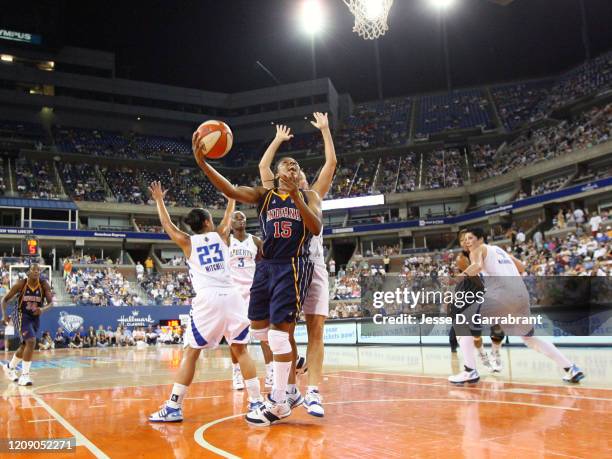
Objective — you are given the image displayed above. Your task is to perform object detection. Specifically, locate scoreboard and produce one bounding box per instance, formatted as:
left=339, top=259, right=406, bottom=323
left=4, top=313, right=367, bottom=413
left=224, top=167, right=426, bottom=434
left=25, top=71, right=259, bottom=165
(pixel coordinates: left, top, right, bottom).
left=21, top=236, right=39, bottom=257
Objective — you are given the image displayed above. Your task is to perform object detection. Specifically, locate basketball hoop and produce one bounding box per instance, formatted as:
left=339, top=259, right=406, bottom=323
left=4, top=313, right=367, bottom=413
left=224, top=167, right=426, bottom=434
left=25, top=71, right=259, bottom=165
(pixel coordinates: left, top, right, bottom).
left=343, top=0, right=393, bottom=40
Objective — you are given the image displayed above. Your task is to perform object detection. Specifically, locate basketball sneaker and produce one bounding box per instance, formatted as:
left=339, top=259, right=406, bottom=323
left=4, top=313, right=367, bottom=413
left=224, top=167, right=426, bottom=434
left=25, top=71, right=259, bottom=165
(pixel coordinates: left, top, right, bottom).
left=17, top=374, right=32, bottom=386
left=148, top=403, right=183, bottom=422
left=232, top=368, right=245, bottom=391
left=448, top=368, right=480, bottom=384
left=478, top=350, right=493, bottom=372
left=304, top=390, right=324, bottom=417
left=3, top=363, right=18, bottom=382
left=489, top=349, right=503, bottom=373
left=562, top=364, right=585, bottom=383
left=264, top=367, right=273, bottom=389
left=286, top=387, right=304, bottom=409
left=245, top=394, right=291, bottom=427
left=248, top=396, right=265, bottom=412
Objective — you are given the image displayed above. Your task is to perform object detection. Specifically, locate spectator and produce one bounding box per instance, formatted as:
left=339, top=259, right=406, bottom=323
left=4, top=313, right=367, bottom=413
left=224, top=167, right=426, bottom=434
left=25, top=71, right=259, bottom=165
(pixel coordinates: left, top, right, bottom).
left=54, top=328, right=67, bottom=349
left=589, top=212, right=602, bottom=237
left=38, top=331, right=54, bottom=350
left=136, top=261, right=144, bottom=281
left=145, top=257, right=154, bottom=274
left=329, top=259, right=336, bottom=277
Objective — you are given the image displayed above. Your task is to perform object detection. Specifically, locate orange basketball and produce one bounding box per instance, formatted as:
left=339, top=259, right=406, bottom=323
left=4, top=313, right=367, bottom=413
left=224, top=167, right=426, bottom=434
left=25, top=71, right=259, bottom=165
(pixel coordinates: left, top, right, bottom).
left=194, top=120, right=233, bottom=160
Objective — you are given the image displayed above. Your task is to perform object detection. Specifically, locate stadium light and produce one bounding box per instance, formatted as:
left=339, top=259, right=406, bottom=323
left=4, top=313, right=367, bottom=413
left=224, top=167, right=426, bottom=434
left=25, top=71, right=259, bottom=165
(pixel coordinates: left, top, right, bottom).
left=1, top=54, right=14, bottom=62
left=363, top=0, right=386, bottom=21
left=430, top=0, right=455, bottom=9
left=299, top=0, right=325, bottom=35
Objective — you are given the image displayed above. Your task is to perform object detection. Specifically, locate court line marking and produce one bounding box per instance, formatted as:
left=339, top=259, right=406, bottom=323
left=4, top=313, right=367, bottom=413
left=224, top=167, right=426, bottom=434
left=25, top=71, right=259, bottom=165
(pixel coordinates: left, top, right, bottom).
left=28, top=418, right=56, bottom=423
left=332, top=373, right=612, bottom=402
left=343, top=369, right=612, bottom=392
left=89, top=405, right=106, bottom=408
left=30, top=392, right=110, bottom=459
left=185, top=396, right=224, bottom=400
left=193, top=398, right=579, bottom=458
left=56, top=397, right=85, bottom=401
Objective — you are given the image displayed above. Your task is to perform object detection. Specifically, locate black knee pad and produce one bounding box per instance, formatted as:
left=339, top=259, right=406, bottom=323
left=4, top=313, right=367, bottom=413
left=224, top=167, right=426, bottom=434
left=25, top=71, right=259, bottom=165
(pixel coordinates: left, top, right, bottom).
left=490, top=325, right=505, bottom=343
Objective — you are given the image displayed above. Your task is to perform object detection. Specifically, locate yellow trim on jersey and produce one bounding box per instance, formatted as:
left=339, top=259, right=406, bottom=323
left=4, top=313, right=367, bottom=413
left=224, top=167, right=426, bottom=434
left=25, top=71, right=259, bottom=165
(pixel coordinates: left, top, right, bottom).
left=291, top=257, right=301, bottom=313
left=271, top=191, right=291, bottom=201
left=258, top=189, right=274, bottom=217
left=295, top=191, right=308, bottom=257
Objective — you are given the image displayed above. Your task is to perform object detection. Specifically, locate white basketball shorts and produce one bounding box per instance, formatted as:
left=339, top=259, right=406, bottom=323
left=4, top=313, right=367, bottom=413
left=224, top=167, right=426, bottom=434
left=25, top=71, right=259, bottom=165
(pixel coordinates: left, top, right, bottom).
left=184, top=288, right=250, bottom=349
left=302, top=263, right=329, bottom=317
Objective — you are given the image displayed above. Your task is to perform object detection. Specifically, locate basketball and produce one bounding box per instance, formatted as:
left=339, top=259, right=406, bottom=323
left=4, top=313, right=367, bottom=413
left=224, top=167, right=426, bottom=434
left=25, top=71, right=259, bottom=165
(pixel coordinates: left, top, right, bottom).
left=194, top=120, right=233, bottom=160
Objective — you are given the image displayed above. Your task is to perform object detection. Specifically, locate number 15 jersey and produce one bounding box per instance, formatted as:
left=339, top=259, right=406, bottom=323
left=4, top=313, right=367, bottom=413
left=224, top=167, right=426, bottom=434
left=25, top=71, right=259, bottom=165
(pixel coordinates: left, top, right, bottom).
left=258, top=189, right=312, bottom=260
left=187, top=232, right=233, bottom=292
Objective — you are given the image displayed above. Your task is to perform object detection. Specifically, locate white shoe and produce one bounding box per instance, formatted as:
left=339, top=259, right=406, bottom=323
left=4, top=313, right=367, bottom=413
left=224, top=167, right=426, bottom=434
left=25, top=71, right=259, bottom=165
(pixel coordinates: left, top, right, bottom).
left=448, top=369, right=480, bottom=384
left=304, top=390, right=324, bottom=417
left=286, top=388, right=304, bottom=409
left=232, top=369, right=244, bottom=391
left=478, top=350, right=493, bottom=372
left=562, top=364, right=585, bottom=383
left=264, top=369, right=273, bottom=389
left=3, top=363, right=18, bottom=383
left=245, top=395, right=291, bottom=426
left=17, top=373, right=32, bottom=386
left=489, top=350, right=503, bottom=373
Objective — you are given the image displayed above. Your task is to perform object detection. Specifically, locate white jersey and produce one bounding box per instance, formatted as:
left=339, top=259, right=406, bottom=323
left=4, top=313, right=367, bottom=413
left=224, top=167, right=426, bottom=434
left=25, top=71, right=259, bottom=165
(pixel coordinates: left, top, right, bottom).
left=229, top=234, right=258, bottom=289
left=481, top=244, right=520, bottom=277
left=309, top=229, right=325, bottom=266
left=187, top=232, right=233, bottom=293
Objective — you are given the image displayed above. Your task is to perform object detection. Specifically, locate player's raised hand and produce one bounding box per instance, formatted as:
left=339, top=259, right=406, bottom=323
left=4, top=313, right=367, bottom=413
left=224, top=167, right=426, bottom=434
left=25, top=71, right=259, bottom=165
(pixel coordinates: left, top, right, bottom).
left=275, top=124, right=293, bottom=142
left=310, top=112, right=329, bottom=130
left=279, top=172, right=299, bottom=197
left=148, top=181, right=168, bottom=202
left=192, top=131, right=204, bottom=161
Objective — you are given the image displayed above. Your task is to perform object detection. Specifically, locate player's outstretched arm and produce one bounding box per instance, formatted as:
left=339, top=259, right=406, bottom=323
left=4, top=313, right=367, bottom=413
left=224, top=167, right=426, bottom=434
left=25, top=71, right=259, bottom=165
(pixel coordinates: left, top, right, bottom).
left=148, top=181, right=192, bottom=257
left=217, top=197, right=235, bottom=241
left=1, top=280, right=24, bottom=325
left=259, top=124, right=293, bottom=189
left=193, top=132, right=266, bottom=204
left=462, top=246, right=486, bottom=277
left=310, top=112, right=337, bottom=199
left=510, top=255, right=526, bottom=274
left=280, top=173, right=322, bottom=235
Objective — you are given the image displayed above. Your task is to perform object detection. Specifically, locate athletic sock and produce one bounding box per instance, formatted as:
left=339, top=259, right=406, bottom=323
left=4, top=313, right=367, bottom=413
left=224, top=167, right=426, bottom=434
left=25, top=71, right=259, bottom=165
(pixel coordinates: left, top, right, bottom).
left=271, top=361, right=291, bottom=404
left=491, top=341, right=502, bottom=353
left=458, top=335, right=477, bottom=371
left=9, top=356, right=22, bottom=369
left=167, top=383, right=188, bottom=409
left=232, top=363, right=240, bottom=372
left=307, top=385, right=319, bottom=393
left=287, top=383, right=297, bottom=394
left=21, top=361, right=31, bottom=374
left=244, top=377, right=261, bottom=401
left=522, top=336, right=572, bottom=369
left=265, top=363, right=273, bottom=374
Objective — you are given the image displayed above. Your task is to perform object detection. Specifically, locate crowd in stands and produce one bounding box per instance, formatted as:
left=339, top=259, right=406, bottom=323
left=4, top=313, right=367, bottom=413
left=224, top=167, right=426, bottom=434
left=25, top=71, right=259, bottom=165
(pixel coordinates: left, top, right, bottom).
left=335, top=98, right=412, bottom=153
left=65, top=268, right=143, bottom=306
left=492, top=79, right=552, bottom=131
left=539, top=50, right=612, bottom=112
left=525, top=174, right=572, bottom=197
left=15, top=158, right=62, bottom=200
left=138, top=272, right=193, bottom=306
left=60, top=162, right=107, bottom=201
left=42, top=324, right=184, bottom=349
left=424, top=149, right=465, bottom=189
left=475, top=103, right=611, bottom=181
left=416, top=89, right=493, bottom=138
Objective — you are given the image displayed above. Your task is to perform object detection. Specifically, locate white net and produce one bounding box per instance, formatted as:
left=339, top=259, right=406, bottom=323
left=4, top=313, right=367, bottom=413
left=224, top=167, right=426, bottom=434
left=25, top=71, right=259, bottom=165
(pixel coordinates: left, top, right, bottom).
left=343, top=0, right=394, bottom=40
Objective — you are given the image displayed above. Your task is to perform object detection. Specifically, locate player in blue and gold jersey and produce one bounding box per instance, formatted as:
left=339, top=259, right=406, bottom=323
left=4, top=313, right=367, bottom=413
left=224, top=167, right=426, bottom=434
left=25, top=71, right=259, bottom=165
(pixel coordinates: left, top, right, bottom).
left=194, top=132, right=322, bottom=426
left=2, top=264, right=54, bottom=386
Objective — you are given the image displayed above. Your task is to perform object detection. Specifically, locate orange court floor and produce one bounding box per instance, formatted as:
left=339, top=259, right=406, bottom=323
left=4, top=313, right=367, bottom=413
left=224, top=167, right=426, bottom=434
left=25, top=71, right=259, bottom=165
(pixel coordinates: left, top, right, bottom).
left=1, top=344, right=611, bottom=459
